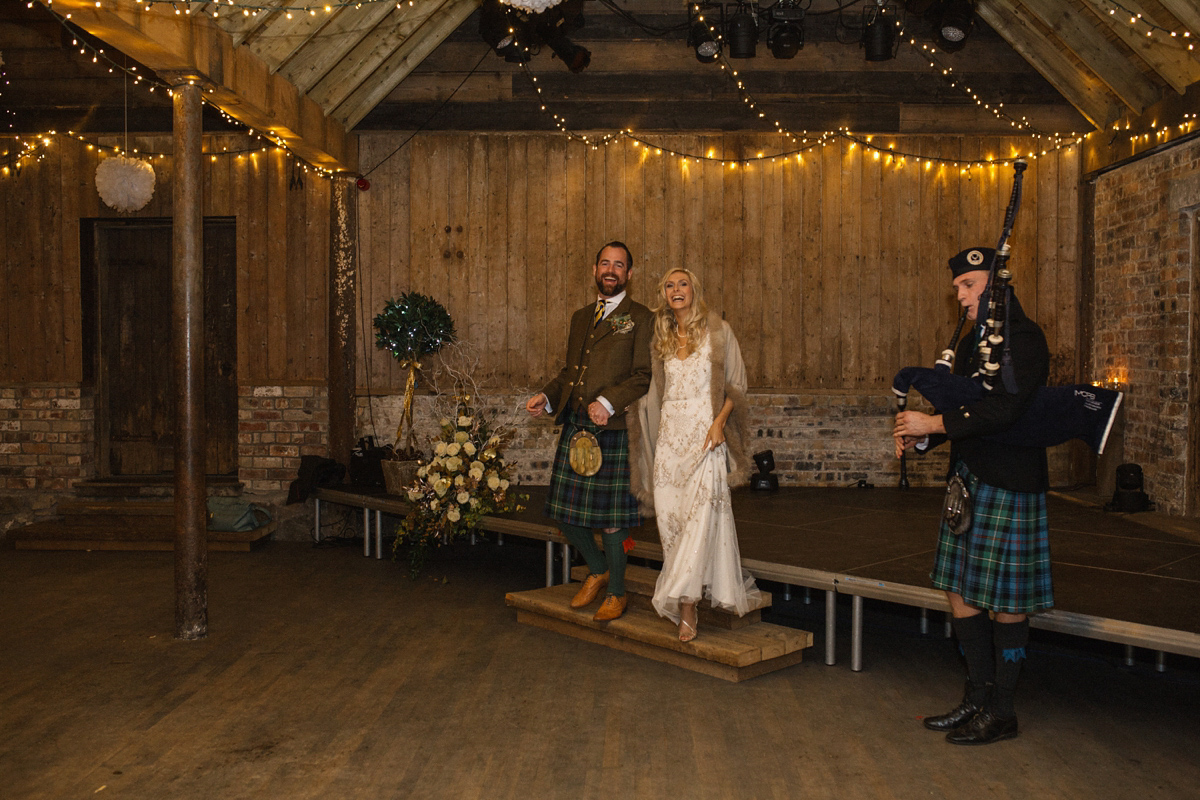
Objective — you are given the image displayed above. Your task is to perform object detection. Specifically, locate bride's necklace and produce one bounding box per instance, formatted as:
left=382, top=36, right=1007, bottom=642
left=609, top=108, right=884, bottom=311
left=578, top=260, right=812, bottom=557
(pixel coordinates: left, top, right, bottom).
left=674, top=331, right=689, bottom=357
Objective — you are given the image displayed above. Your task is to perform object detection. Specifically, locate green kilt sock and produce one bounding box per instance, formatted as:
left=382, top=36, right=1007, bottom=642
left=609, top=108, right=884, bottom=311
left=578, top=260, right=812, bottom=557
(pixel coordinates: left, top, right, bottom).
left=601, top=529, right=629, bottom=597
left=992, top=619, right=1029, bottom=718
left=559, top=523, right=607, bottom=577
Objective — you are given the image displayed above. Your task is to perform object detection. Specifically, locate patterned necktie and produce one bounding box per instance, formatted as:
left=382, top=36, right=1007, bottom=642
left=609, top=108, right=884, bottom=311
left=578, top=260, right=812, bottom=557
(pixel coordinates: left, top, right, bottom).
left=593, top=298, right=606, bottom=327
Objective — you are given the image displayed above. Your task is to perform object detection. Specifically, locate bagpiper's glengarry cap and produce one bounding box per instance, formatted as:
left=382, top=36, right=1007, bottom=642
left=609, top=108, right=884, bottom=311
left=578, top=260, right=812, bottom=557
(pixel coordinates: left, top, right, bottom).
left=948, top=246, right=996, bottom=277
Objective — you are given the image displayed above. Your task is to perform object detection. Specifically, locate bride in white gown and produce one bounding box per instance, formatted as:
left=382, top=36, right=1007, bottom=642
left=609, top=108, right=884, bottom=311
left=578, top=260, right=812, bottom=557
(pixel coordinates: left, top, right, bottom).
left=629, top=268, right=760, bottom=642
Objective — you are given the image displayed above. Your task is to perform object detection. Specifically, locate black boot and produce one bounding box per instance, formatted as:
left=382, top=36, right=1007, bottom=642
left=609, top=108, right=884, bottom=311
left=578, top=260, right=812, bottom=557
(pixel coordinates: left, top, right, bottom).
left=946, top=707, right=1019, bottom=745
left=923, top=681, right=986, bottom=731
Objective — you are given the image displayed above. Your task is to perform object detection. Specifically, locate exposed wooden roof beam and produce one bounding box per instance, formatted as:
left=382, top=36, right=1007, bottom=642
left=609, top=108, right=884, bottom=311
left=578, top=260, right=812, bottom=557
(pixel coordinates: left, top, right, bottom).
left=238, top=7, right=336, bottom=72
left=1087, top=0, right=1200, bottom=94
left=1155, top=0, right=1200, bottom=56
left=1017, top=0, right=1160, bottom=112
left=277, top=1, right=399, bottom=92
left=48, top=0, right=354, bottom=172
left=201, top=0, right=283, bottom=48
left=328, top=0, right=481, bottom=129
left=977, top=0, right=1122, bottom=129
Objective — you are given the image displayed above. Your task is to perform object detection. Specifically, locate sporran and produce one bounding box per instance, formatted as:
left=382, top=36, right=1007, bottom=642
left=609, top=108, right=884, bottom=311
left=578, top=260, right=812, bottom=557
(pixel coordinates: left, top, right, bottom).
left=568, top=430, right=603, bottom=476
left=943, top=474, right=973, bottom=536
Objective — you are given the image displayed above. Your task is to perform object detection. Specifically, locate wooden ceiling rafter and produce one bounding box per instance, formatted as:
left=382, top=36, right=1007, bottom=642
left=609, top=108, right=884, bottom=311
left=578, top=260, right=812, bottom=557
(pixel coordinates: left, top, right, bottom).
left=278, top=0, right=413, bottom=93
left=44, top=0, right=354, bottom=171
left=1017, top=0, right=1161, bottom=112
left=977, top=0, right=1124, bottom=128
left=1084, top=0, right=1200, bottom=93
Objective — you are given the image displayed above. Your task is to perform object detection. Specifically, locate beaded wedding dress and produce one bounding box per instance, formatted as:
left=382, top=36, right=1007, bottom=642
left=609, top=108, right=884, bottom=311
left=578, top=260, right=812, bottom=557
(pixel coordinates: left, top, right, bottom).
left=651, top=335, right=760, bottom=624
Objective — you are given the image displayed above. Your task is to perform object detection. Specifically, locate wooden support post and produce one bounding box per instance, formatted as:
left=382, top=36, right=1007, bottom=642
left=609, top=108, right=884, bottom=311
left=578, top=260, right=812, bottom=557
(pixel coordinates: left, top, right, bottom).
left=328, top=177, right=358, bottom=467
left=170, top=78, right=208, bottom=641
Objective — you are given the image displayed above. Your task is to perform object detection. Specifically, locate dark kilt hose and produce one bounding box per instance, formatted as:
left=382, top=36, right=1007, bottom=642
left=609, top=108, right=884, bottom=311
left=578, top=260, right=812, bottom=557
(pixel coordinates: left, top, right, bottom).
left=545, top=407, right=641, bottom=529
left=931, top=462, right=1053, bottom=614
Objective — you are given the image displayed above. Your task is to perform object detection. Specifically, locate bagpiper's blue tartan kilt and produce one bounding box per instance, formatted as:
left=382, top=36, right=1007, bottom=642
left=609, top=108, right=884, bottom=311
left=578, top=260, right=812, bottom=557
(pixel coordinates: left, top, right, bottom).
left=930, top=462, right=1054, bottom=614
left=545, top=407, right=641, bottom=529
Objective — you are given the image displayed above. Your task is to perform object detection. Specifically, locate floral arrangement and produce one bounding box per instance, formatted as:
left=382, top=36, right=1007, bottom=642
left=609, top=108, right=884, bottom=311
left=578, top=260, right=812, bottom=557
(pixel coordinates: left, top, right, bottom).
left=394, top=398, right=525, bottom=577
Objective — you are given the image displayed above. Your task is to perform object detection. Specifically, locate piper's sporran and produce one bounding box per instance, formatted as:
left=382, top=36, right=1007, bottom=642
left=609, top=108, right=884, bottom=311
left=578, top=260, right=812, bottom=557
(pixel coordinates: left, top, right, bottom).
left=943, top=474, right=972, bottom=536
left=568, top=430, right=602, bottom=476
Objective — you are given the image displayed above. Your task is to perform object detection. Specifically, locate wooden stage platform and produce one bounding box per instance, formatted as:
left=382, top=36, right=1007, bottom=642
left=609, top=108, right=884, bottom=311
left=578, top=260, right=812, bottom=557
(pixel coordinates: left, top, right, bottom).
left=314, top=485, right=1200, bottom=671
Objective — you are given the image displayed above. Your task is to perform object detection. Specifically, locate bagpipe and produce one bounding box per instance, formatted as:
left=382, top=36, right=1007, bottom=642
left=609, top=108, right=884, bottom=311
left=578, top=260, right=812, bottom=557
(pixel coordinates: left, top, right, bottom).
left=893, top=159, right=1123, bottom=488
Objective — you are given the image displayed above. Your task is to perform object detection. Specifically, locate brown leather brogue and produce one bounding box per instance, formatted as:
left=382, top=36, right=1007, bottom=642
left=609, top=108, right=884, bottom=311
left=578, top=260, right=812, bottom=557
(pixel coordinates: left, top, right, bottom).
left=592, top=594, right=627, bottom=621
left=569, top=571, right=609, bottom=608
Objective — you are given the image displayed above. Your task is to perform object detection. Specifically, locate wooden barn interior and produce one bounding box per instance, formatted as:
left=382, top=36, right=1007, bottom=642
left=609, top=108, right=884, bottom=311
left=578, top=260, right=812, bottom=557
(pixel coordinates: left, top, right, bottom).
left=2, top=0, right=1200, bottom=796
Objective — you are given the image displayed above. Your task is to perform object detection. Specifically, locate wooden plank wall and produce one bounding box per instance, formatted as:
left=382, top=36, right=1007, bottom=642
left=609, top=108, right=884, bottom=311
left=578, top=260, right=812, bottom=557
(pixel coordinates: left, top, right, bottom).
left=356, top=132, right=1081, bottom=392
left=0, top=133, right=330, bottom=385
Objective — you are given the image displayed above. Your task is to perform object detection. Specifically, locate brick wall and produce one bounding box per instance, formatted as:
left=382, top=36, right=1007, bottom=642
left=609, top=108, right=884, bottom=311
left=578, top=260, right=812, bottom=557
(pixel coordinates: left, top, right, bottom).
left=1093, top=137, right=1200, bottom=516
left=238, top=385, right=329, bottom=492
left=357, top=391, right=1077, bottom=491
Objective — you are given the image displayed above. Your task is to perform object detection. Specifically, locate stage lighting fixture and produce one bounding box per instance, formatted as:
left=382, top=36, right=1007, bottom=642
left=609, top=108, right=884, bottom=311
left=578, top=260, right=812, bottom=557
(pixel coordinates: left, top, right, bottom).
left=480, top=0, right=532, bottom=63
left=936, top=0, right=975, bottom=52
left=546, top=34, right=591, bottom=73
left=767, top=2, right=804, bottom=60
left=688, top=6, right=723, bottom=64
left=1107, top=462, right=1150, bottom=513
left=862, top=2, right=896, bottom=61
left=750, top=450, right=779, bottom=492
left=727, top=5, right=759, bottom=59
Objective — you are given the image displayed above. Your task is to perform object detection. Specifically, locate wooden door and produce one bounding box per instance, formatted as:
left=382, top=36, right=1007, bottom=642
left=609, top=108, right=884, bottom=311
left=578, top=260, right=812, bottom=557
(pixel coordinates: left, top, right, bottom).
left=88, top=219, right=238, bottom=477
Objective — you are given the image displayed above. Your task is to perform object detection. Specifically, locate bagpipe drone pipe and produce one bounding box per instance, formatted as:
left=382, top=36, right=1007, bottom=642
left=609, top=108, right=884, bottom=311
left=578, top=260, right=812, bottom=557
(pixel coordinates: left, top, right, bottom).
left=892, top=159, right=1123, bottom=463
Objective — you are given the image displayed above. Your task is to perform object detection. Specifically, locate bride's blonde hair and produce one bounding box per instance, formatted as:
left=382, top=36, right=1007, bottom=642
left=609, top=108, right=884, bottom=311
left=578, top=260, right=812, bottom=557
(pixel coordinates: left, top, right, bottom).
left=652, top=268, right=709, bottom=360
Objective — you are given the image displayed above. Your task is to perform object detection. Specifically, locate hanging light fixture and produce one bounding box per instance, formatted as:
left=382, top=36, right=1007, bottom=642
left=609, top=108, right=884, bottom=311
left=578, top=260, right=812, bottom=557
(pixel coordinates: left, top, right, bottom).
left=862, top=1, right=897, bottom=61
left=726, top=3, right=760, bottom=59
left=94, top=57, right=155, bottom=213
left=936, top=0, right=975, bottom=52
left=688, top=4, right=723, bottom=64
left=767, top=1, right=805, bottom=60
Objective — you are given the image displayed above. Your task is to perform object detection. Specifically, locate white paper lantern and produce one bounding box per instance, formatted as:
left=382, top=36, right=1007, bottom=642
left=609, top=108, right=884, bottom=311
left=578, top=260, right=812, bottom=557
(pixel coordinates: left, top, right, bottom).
left=95, top=155, right=156, bottom=212
left=498, top=0, right=565, bottom=13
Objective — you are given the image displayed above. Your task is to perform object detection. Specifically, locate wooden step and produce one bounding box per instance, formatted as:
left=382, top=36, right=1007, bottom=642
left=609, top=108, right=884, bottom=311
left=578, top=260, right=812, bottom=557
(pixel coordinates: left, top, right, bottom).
left=9, top=520, right=276, bottom=552
left=72, top=477, right=243, bottom=498
left=506, top=583, right=812, bottom=683
left=56, top=498, right=175, bottom=517
left=570, top=563, right=770, bottom=630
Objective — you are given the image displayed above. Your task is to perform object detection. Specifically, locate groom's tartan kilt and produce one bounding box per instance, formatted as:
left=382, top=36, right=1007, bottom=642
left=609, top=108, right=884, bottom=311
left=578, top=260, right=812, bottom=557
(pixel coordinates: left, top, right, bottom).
left=545, top=407, right=641, bottom=529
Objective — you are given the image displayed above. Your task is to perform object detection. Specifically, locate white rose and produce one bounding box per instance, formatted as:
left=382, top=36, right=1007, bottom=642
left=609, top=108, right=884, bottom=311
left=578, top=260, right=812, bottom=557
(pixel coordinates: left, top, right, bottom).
left=500, top=479, right=509, bottom=490
left=454, top=475, right=465, bottom=486
left=430, top=499, right=439, bottom=511
left=416, top=466, right=428, bottom=479
left=462, top=442, right=476, bottom=456
left=434, top=479, right=450, bottom=497
left=457, top=491, right=470, bottom=504
left=470, top=497, right=480, bottom=508
left=434, top=441, right=447, bottom=455
left=487, top=475, right=500, bottom=490
left=454, top=431, right=469, bottom=444
left=469, top=468, right=484, bottom=482
left=447, top=508, right=461, bottom=522
left=458, top=415, right=473, bottom=427
left=446, top=457, right=461, bottom=473
left=440, top=418, right=451, bottom=427
left=407, top=489, right=421, bottom=502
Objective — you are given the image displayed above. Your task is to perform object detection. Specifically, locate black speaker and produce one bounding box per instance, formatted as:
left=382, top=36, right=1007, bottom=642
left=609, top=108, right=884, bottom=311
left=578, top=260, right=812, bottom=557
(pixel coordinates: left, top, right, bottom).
left=1106, top=462, right=1149, bottom=513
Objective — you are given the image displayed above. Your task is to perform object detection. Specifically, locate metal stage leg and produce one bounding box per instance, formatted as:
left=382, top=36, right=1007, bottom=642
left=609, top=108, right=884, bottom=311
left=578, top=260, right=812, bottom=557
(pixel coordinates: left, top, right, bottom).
left=783, top=584, right=792, bottom=602
left=561, top=543, right=570, bottom=585
left=375, top=510, right=382, bottom=560
left=544, top=541, right=553, bottom=587
left=824, top=590, right=837, bottom=666
left=314, top=498, right=321, bottom=542
left=944, top=614, right=952, bottom=638
left=851, top=595, right=864, bottom=672
left=1124, top=644, right=1135, bottom=667
left=920, top=607, right=929, bottom=635
left=363, top=508, right=370, bottom=557
left=1156, top=651, right=1166, bottom=673
left=804, top=587, right=812, bottom=605
left=470, top=533, right=476, bottom=545
left=498, top=533, right=505, bottom=546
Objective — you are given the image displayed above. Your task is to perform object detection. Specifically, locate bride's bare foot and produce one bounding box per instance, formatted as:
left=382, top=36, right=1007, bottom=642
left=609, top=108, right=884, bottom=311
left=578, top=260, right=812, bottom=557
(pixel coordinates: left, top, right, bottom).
left=678, top=602, right=698, bottom=643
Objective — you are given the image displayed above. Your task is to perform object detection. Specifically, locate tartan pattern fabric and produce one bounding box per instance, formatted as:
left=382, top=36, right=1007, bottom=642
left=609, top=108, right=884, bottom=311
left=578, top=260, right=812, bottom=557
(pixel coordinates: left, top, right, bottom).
left=545, top=408, right=641, bottom=529
left=931, top=462, right=1054, bottom=613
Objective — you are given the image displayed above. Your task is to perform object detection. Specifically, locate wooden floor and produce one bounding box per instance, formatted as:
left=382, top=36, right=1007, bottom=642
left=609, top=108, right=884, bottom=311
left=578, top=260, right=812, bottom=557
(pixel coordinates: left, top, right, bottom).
left=3, top=538, right=1198, bottom=799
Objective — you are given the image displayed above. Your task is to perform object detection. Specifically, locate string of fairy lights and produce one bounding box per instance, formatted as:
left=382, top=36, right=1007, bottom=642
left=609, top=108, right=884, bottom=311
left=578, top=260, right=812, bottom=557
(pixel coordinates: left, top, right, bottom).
left=4, top=0, right=1198, bottom=179
left=3, top=1, right=342, bottom=177
left=1089, top=0, right=1195, bottom=49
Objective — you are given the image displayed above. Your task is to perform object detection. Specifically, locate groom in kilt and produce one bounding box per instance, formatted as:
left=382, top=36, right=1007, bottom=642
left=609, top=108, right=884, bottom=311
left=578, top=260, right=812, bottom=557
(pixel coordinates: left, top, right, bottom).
left=526, top=242, right=654, bottom=621
left=894, top=246, right=1053, bottom=745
